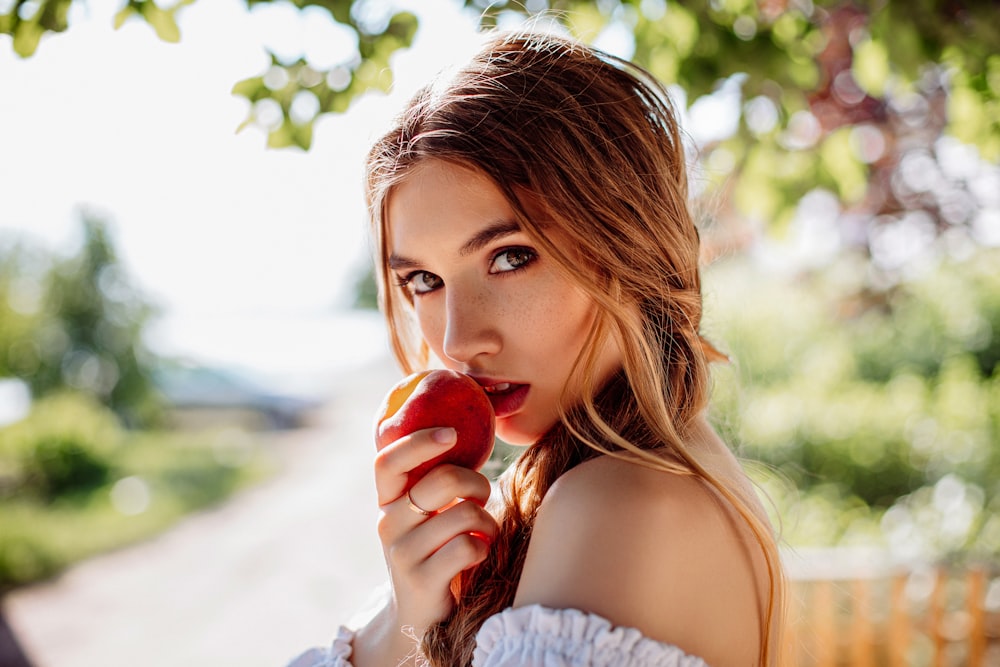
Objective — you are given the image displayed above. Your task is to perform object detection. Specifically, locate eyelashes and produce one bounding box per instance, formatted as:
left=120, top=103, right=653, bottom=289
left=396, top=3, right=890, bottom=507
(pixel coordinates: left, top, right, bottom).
left=393, top=246, right=538, bottom=297
left=395, top=270, right=442, bottom=295
left=490, top=247, right=536, bottom=273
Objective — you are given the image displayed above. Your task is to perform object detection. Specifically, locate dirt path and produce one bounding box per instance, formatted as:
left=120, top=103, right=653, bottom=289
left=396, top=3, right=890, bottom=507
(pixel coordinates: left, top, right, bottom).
left=2, top=356, right=401, bottom=667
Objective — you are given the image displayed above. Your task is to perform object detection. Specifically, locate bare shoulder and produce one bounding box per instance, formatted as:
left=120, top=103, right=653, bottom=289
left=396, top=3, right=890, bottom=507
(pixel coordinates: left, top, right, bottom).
left=512, top=454, right=767, bottom=667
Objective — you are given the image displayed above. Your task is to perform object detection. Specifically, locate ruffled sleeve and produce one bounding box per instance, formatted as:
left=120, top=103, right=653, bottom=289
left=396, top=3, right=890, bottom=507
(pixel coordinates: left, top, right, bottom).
left=472, top=605, right=709, bottom=667
left=285, top=626, right=355, bottom=667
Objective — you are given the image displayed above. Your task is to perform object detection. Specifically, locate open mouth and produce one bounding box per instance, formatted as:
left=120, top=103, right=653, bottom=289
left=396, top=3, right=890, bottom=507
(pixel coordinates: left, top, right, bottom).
left=481, top=382, right=528, bottom=418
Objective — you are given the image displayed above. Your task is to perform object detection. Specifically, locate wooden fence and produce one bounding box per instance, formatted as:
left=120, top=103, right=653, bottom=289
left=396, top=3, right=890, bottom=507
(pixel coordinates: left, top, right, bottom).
left=781, top=549, right=999, bottom=666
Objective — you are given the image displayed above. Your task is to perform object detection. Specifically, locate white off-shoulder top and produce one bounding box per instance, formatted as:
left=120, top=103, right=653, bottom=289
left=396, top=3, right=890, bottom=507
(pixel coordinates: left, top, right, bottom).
left=286, top=604, right=709, bottom=667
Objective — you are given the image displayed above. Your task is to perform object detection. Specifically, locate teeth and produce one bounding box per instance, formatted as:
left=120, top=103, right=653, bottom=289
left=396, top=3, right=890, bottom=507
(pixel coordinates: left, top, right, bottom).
left=485, top=383, right=511, bottom=393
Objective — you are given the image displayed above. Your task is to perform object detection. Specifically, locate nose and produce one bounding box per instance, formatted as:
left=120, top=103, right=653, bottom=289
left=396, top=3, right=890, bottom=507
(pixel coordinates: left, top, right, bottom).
left=440, top=284, right=502, bottom=364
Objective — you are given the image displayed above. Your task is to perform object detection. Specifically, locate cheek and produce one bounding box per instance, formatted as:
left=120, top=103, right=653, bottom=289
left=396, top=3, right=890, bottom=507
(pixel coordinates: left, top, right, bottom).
left=548, top=292, right=598, bottom=353
left=412, top=303, right=445, bottom=353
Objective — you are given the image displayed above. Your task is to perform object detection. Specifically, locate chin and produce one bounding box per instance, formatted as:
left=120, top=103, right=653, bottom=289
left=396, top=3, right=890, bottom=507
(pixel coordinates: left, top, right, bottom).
left=496, top=418, right=556, bottom=448
left=497, top=433, right=536, bottom=448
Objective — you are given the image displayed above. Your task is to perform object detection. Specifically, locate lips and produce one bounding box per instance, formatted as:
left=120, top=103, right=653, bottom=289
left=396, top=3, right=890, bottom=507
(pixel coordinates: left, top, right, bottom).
left=471, top=377, right=529, bottom=419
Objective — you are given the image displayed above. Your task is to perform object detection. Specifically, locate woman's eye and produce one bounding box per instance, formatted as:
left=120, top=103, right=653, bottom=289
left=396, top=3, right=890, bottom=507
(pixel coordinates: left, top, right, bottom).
left=490, top=247, right=536, bottom=273
left=396, top=271, right=443, bottom=295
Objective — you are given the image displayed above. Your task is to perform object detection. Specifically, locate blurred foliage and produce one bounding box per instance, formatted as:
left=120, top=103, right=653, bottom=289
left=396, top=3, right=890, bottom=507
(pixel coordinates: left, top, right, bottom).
left=0, top=391, right=269, bottom=590
left=351, top=262, right=378, bottom=310
left=4, top=0, right=997, bottom=267
left=0, top=392, right=119, bottom=500
left=232, top=2, right=419, bottom=149
left=1, top=0, right=419, bottom=149
left=0, top=213, right=163, bottom=426
left=5, top=0, right=999, bottom=570
left=705, top=245, right=1000, bottom=563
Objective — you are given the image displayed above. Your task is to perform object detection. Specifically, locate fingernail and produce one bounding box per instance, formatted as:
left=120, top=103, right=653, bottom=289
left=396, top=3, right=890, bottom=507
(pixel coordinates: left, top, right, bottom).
left=432, top=427, right=456, bottom=444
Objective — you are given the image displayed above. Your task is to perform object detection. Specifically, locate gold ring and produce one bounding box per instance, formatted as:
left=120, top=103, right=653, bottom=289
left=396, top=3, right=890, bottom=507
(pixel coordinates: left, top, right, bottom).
left=407, top=489, right=434, bottom=516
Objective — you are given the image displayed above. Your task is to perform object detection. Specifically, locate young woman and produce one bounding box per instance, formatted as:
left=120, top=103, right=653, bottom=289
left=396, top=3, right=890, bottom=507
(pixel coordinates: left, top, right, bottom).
left=290, top=30, right=785, bottom=667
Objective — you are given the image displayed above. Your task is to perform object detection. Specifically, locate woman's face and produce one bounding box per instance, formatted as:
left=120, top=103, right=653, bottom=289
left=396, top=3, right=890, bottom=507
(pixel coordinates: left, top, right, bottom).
left=386, top=159, right=622, bottom=446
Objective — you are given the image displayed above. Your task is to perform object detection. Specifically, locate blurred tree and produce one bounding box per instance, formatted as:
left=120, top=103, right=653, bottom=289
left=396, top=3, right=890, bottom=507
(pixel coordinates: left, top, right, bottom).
left=1, top=0, right=419, bottom=148
left=4, top=0, right=997, bottom=281
left=0, top=213, right=163, bottom=426
left=351, top=262, right=379, bottom=310
left=705, top=246, right=1000, bottom=560
left=0, top=241, right=47, bottom=380
left=6, top=0, right=1000, bottom=566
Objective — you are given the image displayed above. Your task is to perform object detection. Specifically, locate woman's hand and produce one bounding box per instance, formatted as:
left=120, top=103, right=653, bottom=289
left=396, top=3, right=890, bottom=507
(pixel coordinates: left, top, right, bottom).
left=376, top=426, right=497, bottom=627
left=352, top=425, right=497, bottom=666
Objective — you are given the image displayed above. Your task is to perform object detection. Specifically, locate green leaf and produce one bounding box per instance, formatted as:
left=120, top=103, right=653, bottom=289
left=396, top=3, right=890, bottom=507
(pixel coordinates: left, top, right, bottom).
left=266, top=117, right=313, bottom=150
left=113, top=6, right=135, bottom=30
left=945, top=64, right=1000, bottom=160
left=230, top=75, right=266, bottom=100
left=734, top=145, right=782, bottom=222
left=770, top=11, right=805, bottom=47
left=142, top=4, right=180, bottom=43
left=853, top=38, right=889, bottom=97
left=819, top=129, right=867, bottom=204
left=564, top=4, right=607, bottom=44
left=11, top=21, right=43, bottom=57
left=987, top=55, right=1000, bottom=97
left=36, top=0, right=72, bottom=32
left=662, top=3, right=698, bottom=59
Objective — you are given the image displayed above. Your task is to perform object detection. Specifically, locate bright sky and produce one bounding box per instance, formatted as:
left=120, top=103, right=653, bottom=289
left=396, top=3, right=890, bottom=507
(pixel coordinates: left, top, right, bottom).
left=0, top=0, right=488, bottom=386
left=0, top=0, right=482, bottom=312
left=0, top=0, right=744, bottom=391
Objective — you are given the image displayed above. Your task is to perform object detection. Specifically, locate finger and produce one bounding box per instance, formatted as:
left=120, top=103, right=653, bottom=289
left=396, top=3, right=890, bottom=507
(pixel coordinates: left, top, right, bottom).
left=389, top=529, right=491, bottom=630
left=377, top=466, right=492, bottom=550
left=374, top=427, right=456, bottom=505
left=408, top=465, right=493, bottom=514
left=381, top=501, right=498, bottom=628
left=388, top=498, right=498, bottom=568
left=378, top=479, right=497, bottom=555
left=416, top=531, right=492, bottom=590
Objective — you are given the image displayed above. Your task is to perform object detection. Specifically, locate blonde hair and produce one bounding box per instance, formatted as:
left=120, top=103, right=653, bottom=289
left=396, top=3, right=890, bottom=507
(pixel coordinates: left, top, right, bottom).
left=365, top=30, right=785, bottom=666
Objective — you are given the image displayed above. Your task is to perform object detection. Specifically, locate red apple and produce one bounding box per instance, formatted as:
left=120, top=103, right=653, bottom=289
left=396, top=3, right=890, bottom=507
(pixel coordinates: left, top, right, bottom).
left=375, top=370, right=496, bottom=486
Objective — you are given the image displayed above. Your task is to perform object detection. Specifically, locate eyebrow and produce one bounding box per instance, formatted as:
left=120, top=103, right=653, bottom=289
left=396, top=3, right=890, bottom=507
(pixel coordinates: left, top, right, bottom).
left=388, top=219, right=522, bottom=270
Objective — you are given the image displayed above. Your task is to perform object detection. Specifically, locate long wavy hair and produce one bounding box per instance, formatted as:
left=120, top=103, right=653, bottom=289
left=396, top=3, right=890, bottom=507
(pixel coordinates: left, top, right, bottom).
left=365, top=30, right=785, bottom=666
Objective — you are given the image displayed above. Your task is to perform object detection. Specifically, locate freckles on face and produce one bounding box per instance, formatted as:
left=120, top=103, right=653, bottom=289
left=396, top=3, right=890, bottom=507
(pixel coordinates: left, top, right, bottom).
left=385, top=159, right=622, bottom=446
